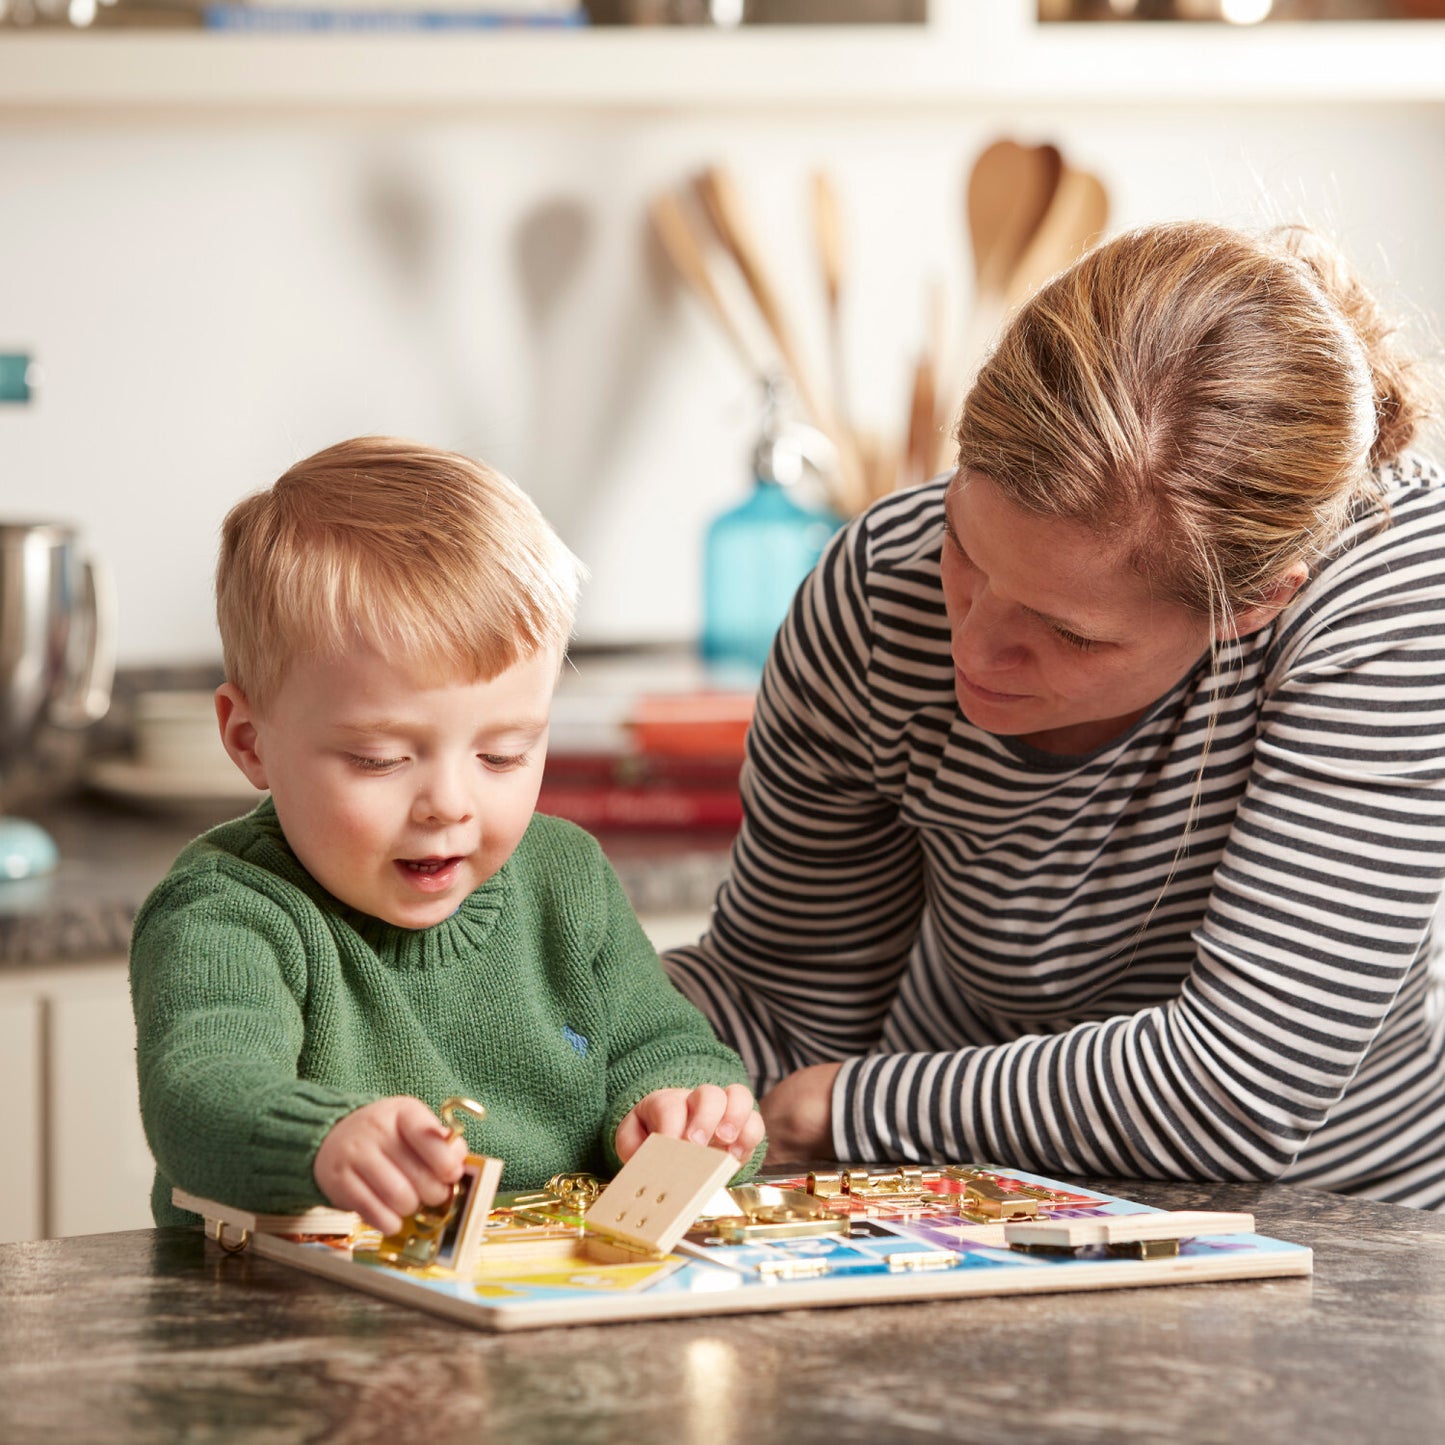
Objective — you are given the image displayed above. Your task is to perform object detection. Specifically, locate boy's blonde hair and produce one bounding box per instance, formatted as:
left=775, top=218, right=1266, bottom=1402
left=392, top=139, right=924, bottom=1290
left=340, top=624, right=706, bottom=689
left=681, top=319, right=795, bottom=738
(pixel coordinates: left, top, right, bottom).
left=216, top=436, right=585, bottom=711
left=955, top=220, right=1433, bottom=628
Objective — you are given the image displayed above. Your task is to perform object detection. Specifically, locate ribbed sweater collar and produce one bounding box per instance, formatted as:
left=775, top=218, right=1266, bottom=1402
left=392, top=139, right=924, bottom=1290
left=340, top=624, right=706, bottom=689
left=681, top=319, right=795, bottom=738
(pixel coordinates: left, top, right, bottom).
left=239, top=796, right=512, bottom=968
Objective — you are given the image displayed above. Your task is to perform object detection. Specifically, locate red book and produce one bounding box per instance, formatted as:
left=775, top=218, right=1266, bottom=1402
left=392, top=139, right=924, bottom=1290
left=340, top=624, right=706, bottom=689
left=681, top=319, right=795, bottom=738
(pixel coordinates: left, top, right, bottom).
left=536, top=782, right=743, bottom=831
left=544, top=750, right=742, bottom=789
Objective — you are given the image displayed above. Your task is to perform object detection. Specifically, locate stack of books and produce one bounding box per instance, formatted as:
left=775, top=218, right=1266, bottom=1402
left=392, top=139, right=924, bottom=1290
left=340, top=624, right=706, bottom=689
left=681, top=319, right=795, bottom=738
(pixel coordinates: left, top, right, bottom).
left=203, top=0, right=586, bottom=31
left=540, top=664, right=753, bottom=834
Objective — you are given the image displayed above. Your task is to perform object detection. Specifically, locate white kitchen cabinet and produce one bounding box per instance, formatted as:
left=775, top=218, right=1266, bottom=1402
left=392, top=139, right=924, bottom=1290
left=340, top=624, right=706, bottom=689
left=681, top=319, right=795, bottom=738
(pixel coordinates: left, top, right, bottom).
left=638, top=911, right=713, bottom=954
left=0, top=993, right=43, bottom=1245
left=0, top=960, right=154, bottom=1242
left=45, top=963, right=156, bottom=1238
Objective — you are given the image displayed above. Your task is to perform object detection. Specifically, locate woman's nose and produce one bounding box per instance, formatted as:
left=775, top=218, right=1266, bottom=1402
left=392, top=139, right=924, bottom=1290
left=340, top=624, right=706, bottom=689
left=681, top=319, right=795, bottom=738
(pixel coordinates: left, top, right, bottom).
left=953, top=591, right=1026, bottom=671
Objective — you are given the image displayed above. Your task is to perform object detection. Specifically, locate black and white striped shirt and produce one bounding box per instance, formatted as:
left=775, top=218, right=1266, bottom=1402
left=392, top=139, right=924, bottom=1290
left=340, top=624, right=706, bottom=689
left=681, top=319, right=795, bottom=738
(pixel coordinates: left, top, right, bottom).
left=666, top=459, right=1445, bottom=1208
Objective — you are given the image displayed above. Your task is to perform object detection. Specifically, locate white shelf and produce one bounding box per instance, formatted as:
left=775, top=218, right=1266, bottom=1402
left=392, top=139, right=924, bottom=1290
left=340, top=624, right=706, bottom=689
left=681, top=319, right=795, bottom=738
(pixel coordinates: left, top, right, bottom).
left=3, top=17, right=1445, bottom=113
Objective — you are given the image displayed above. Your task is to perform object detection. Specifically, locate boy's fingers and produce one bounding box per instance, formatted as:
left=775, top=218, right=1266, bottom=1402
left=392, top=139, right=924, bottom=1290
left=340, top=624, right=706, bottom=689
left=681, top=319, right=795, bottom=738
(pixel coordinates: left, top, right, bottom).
left=359, top=1149, right=431, bottom=1219
left=382, top=1131, right=461, bottom=1210
left=733, top=1109, right=766, bottom=1158
left=347, top=1183, right=404, bottom=1238
left=387, top=1098, right=467, bottom=1201
left=408, top=1126, right=468, bottom=1186
left=681, top=1085, right=728, bottom=1147
left=712, top=1084, right=755, bottom=1145
left=393, top=1098, right=455, bottom=1153
left=614, top=1112, right=646, bottom=1162
left=715, top=1085, right=764, bottom=1157
left=638, top=1089, right=690, bottom=1140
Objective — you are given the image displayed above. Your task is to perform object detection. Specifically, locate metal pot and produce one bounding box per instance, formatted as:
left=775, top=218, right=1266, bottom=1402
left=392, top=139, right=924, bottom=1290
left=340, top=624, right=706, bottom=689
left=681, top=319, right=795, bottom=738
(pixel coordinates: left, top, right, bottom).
left=0, top=521, right=112, bottom=756
left=0, top=522, right=114, bottom=875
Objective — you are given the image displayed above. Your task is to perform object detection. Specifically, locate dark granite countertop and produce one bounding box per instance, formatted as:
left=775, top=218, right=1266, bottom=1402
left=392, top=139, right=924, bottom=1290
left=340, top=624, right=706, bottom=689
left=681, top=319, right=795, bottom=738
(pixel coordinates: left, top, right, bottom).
left=0, top=797, right=732, bottom=968
left=3, top=1176, right=1442, bottom=1442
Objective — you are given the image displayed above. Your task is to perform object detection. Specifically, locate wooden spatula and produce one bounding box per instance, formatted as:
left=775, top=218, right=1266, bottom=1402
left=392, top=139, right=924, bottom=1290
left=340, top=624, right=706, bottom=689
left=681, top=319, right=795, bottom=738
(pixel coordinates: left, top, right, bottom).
left=934, top=139, right=1065, bottom=471
left=968, top=138, right=1063, bottom=306
left=1002, top=165, right=1109, bottom=312
left=648, top=192, right=766, bottom=379
left=694, top=165, right=865, bottom=515
left=810, top=168, right=851, bottom=431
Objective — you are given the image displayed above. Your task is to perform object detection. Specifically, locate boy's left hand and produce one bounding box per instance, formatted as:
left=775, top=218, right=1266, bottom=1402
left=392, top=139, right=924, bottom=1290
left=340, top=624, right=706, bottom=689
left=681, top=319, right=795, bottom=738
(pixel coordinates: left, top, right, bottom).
left=616, top=1083, right=764, bottom=1163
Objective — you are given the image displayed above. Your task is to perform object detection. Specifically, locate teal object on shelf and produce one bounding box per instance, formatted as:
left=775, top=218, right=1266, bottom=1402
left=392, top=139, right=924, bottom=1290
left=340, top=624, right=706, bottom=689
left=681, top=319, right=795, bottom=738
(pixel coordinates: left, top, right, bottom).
left=0, top=816, right=59, bottom=880
left=701, top=377, right=843, bottom=677
left=701, top=477, right=840, bottom=676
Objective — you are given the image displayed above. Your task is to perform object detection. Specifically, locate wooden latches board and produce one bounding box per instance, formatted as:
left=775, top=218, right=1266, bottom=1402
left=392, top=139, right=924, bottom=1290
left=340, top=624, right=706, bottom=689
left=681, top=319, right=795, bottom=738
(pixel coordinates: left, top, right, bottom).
left=1004, top=1211, right=1256, bottom=1259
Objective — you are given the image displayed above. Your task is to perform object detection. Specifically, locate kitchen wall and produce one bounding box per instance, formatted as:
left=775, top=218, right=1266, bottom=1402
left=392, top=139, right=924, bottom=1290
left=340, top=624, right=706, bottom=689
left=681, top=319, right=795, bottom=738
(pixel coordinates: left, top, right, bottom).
left=4, top=22, right=1445, bottom=665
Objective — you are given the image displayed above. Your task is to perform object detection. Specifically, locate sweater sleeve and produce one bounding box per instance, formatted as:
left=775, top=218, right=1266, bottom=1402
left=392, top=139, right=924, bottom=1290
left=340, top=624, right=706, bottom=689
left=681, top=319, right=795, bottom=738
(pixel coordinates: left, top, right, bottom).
left=665, top=514, right=928, bottom=1094
left=129, top=861, right=374, bottom=1218
left=583, top=853, right=764, bottom=1178
left=837, top=501, right=1445, bottom=1184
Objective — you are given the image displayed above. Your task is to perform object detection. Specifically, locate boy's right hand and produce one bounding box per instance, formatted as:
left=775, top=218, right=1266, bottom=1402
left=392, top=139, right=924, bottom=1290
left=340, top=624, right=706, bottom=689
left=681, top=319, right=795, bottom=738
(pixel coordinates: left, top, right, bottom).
left=313, top=1096, right=467, bottom=1236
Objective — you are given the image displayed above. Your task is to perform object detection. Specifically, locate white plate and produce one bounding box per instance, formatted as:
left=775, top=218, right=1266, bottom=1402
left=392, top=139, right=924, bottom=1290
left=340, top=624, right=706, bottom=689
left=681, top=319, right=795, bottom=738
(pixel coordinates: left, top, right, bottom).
left=85, top=756, right=262, bottom=814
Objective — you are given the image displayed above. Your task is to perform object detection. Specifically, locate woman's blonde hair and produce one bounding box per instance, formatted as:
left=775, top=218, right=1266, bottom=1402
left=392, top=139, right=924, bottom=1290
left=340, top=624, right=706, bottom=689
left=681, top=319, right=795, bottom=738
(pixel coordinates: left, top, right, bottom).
left=216, top=436, right=585, bottom=711
left=956, top=220, right=1433, bottom=627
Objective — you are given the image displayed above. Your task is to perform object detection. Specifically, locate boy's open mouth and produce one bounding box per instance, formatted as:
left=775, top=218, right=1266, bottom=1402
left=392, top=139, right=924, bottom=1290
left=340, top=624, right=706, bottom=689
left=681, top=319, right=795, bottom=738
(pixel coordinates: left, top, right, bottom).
left=396, top=856, right=464, bottom=891
left=402, top=858, right=455, bottom=875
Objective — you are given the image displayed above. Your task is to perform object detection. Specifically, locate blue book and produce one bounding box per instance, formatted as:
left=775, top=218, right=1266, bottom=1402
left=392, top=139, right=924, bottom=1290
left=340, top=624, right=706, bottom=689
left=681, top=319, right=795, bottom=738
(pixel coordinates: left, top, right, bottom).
left=203, top=6, right=587, bottom=28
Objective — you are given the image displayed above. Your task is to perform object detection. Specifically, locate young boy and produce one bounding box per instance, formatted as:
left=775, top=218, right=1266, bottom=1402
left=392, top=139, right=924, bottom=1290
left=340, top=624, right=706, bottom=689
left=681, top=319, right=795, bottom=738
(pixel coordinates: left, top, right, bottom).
left=130, top=436, right=765, bottom=1235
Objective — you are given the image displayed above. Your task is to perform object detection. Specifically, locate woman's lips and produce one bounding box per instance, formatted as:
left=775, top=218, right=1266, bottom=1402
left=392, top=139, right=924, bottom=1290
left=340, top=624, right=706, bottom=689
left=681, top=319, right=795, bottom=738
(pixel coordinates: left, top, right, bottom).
left=955, top=667, right=1031, bottom=704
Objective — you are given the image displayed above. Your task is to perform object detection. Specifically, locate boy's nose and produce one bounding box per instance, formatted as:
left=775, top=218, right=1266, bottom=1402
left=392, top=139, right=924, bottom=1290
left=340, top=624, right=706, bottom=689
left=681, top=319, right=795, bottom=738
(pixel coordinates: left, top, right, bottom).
left=413, top=768, right=475, bottom=826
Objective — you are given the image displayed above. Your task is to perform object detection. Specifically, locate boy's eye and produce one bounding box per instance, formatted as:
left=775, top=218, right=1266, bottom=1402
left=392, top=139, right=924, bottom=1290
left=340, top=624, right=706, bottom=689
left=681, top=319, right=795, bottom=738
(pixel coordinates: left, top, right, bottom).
left=348, top=754, right=405, bottom=772
left=481, top=753, right=528, bottom=770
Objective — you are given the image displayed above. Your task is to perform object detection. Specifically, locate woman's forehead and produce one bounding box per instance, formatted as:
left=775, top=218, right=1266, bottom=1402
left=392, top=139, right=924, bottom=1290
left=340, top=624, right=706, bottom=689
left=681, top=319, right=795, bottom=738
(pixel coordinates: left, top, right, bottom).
left=946, top=473, right=1164, bottom=624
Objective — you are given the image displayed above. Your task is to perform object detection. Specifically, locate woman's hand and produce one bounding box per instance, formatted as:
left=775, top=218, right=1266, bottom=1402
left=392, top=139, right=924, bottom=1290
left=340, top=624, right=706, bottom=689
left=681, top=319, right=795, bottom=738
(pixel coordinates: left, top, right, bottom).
left=760, top=1062, right=843, bottom=1164
left=615, top=1083, right=764, bottom=1164
left=313, top=1096, right=467, bottom=1236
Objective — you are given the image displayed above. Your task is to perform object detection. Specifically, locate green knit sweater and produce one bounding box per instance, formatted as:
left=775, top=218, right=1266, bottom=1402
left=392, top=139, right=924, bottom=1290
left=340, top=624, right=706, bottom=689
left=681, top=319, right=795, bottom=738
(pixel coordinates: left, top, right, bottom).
left=130, top=799, right=760, bottom=1227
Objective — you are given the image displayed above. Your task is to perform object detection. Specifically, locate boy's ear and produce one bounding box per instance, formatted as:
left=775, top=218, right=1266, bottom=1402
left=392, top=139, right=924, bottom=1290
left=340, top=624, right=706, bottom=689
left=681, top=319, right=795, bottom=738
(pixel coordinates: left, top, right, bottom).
left=214, top=683, right=269, bottom=791
left=1215, top=560, right=1309, bottom=642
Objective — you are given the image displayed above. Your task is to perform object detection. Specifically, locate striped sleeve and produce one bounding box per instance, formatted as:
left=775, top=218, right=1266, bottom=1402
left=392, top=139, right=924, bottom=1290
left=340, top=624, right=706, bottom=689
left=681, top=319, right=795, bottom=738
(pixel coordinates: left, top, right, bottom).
left=664, top=497, right=931, bottom=1093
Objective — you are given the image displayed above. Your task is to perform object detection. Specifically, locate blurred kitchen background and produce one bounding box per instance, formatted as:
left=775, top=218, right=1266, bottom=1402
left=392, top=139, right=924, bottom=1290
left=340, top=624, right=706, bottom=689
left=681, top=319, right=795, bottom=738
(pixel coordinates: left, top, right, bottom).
left=6, top=0, right=1445, bottom=1241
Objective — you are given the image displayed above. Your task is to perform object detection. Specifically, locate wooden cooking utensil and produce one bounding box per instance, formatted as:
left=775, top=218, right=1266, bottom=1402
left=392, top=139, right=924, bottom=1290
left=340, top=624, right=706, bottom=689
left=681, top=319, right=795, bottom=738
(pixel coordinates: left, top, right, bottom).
left=693, top=165, right=865, bottom=514
left=899, top=274, right=945, bottom=492
left=692, top=167, right=827, bottom=423
left=810, top=168, right=851, bottom=429
left=648, top=192, right=766, bottom=378
left=1002, top=164, right=1109, bottom=312
left=933, top=138, right=1064, bottom=473
left=968, top=138, right=1063, bottom=306
left=900, top=350, right=937, bottom=494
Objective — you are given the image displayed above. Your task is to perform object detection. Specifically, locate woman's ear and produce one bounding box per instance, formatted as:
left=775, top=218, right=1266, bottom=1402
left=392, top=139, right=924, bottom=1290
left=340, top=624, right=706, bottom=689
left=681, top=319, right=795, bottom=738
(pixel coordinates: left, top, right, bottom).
left=214, top=683, right=269, bottom=791
left=1216, top=560, right=1310, bottom=642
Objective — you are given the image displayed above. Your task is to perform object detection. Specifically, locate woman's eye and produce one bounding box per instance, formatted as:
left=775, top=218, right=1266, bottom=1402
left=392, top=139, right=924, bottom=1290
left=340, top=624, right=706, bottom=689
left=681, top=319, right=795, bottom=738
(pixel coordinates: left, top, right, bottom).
left=1051, top=625, right=1096, bottom=653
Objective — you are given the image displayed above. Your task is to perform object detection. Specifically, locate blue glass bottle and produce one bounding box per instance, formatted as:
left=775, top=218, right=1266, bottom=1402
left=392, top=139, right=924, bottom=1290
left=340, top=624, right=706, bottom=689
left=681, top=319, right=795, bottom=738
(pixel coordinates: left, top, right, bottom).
left=701, top=382, right=842, bottom=679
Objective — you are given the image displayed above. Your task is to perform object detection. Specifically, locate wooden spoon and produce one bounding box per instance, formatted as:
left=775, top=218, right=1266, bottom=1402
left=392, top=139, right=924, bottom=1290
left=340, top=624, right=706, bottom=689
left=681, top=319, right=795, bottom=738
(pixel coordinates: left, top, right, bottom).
left=1002, top=165, right=1109, bottom=311
left=934, top=139, right=1063, bottom=472
left=968, top=139, right=1063, bottom=306
left=810, top=169, right=851, bottom=430
left=694, top=165, right=865, bottom=514
left=648, top=191, right=765, bottom=378
left=693, top=167, right=829, bottom=425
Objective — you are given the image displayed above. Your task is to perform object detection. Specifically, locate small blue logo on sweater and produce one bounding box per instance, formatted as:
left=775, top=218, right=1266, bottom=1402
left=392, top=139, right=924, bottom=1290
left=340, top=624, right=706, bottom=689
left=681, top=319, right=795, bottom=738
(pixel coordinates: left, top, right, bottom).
left=562, top=1025, right=589, bottom=1057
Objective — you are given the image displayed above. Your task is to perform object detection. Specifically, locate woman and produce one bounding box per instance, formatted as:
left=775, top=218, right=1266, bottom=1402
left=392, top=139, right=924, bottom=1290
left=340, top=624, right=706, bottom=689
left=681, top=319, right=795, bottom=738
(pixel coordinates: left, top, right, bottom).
left=665, top=220, right=1445, bottom=1208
